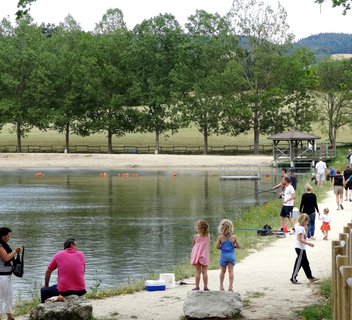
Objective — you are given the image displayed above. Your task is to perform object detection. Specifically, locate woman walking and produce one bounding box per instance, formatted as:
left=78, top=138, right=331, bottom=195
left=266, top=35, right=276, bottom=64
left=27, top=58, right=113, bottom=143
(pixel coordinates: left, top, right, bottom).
left=333, top=170, right=344, bottom=210
left=299, top=184, right=320, bottom=240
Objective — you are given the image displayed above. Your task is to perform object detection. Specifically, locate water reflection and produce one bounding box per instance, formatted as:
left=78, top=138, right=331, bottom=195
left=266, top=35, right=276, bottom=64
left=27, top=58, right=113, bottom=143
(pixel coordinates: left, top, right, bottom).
left=0, top=169, right=278, bottom=298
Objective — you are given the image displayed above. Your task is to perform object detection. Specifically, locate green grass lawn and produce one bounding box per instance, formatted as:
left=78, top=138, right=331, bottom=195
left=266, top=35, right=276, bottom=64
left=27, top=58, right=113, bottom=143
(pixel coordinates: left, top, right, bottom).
left=1, top=123, right=351, bottom=149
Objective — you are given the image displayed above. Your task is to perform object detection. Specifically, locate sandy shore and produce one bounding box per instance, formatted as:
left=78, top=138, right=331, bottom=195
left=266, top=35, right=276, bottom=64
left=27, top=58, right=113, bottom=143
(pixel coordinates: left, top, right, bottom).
left=0, top=153, right=273, bottom=169
left=11, top=154, right=348, bottom=319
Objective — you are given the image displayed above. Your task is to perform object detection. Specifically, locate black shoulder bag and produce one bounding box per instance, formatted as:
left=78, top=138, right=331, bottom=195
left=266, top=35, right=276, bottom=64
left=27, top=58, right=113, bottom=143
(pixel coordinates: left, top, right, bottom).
left=13, top=246, right=24, bottom=278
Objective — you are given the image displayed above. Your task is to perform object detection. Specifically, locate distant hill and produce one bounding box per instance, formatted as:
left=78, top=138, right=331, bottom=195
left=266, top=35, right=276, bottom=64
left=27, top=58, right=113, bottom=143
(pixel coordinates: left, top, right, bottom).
left=295, top=33, right=352, bottom=56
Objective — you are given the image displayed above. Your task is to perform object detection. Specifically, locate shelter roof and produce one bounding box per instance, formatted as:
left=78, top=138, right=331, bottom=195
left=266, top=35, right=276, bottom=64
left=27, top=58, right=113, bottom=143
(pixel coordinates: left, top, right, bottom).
left=267, top=130, right=321, bottom=141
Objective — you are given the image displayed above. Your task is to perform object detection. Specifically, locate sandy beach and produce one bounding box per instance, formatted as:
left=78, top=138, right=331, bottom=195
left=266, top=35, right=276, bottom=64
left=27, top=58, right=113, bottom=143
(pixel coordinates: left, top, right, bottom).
left=0, top=153, right=272, bottom=169
left=9, top=153, right=349, bottom=319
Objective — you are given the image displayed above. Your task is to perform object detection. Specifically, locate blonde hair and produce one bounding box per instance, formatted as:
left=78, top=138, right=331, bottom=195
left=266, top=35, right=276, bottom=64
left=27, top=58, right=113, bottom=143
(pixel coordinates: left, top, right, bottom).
left=298, top=213, right=309, bottom=225
left=304, top=183, right=313, bottom=192
left=195, top=220, right=209, bottom=236
left=218, top=219, right=234, bottom=238
left=323, top=207, right=329, bottom=214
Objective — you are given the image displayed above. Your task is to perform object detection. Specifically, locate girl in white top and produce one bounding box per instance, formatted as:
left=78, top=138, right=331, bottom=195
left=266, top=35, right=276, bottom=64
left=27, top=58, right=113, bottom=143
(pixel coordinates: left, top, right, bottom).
left=290, top=213, right=318, bottom=284
left=319, top=207, right=332, bottom=240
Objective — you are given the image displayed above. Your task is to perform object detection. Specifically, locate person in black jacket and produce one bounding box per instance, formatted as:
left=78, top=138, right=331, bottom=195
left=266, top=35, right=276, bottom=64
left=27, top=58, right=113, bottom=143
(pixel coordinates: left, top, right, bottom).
left=299, top=184, right=320, bottom=240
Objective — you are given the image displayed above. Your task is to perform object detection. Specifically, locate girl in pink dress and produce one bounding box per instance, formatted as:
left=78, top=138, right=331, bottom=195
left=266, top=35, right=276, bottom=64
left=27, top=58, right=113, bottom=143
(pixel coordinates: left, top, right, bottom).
left=191, top=220, right=210, bottom=291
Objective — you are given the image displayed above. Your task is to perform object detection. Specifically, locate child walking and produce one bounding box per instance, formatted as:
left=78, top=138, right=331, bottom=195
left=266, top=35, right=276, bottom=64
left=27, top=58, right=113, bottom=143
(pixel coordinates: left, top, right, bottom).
left=290, top=213, right=318, bottom=284
left=319, top=208, right=332, bottom=240
left=191, top=220, right=210, bottom=291
left=216, top=219, right=240, bottom=292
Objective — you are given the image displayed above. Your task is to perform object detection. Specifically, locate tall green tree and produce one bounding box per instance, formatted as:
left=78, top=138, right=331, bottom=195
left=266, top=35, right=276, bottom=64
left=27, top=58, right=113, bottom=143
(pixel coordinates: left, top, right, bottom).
left=174, top=10, right=239, bottom=154
left=226, top=0, right=295, bottom=154
left=44, top=15, right=100, bottom=152
left=94, top=8, right=127, bottom=34
left=0, top=17, right=48, bottom=152
left=128, top=14, right=184, bottom=153
left=275, top=47, right=318, bottom=132
left=314, top=58, right=352, bottom=148
left=81, top=9, right=139, bottom=153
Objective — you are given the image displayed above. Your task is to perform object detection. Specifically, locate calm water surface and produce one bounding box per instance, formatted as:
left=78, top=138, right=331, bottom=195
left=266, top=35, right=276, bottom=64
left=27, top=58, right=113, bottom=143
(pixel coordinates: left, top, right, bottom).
left=0, top=168, right=280, bottom=298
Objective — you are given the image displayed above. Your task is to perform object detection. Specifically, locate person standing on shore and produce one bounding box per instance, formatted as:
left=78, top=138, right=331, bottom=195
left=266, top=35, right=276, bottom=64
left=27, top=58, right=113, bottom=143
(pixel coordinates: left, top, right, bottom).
left=0, top=227, right=22, bottom=320
left=342, top=165, right=352, bottom=201
left=299, top=184, right=320, bottom=240
left=333, top=170, right=344, bottom=210
left=279, top=177, right=295, bottom=234
left=191, top=220, right=210, bottom=291
left=288, top=168, right=298, bottom=190
left=216, top=219, right=240, bottom=292
left=290, top=213, right=318, bottom=284
left=315, top=157, right=327, bottom=188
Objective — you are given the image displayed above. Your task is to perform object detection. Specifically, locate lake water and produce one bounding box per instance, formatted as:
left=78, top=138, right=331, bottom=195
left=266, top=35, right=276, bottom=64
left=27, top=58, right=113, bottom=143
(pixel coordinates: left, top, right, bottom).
left=0, top=168, right=280, bottom=298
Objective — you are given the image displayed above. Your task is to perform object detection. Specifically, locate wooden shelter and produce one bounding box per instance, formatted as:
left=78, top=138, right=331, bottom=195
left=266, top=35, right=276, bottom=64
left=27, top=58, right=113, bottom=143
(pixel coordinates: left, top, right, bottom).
left=267, top=131, right=321, bottom=167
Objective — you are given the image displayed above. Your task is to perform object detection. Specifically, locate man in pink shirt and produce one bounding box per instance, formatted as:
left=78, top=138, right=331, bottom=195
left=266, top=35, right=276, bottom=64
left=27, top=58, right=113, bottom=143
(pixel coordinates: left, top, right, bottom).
left=40, top=239, right=86, bottom=302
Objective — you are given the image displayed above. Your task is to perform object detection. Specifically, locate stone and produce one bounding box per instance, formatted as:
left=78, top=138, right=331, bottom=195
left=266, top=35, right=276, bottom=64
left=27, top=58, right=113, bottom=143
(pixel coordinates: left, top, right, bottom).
left=29, top=295, right=93, bottom=320
left=183, top=290, right=242, bottom=319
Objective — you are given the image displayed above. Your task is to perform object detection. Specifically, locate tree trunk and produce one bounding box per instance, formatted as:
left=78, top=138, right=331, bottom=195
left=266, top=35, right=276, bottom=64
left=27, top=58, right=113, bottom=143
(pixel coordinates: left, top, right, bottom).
left=327, top=94, right=335, bottom=148
left=155, top=129, right=160, bottom=154
left=253, top=110, right=260, bottom=155
left=16, top=122, right=22, bottom=153
left=108, top=129, right=113, bottom=154
left=203, top=125, right=208, bottom=155
left=65, top=123, right=70, bottom=153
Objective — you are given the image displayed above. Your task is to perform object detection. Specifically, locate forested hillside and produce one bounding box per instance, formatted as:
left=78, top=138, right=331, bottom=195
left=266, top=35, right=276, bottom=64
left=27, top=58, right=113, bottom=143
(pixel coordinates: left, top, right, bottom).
left=295, top=33, right=352, bottom=55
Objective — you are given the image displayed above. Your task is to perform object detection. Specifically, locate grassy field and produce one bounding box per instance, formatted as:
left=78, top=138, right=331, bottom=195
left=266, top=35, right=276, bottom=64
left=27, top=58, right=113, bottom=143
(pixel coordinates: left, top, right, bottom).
left=1, top=123, right=351, bottom=149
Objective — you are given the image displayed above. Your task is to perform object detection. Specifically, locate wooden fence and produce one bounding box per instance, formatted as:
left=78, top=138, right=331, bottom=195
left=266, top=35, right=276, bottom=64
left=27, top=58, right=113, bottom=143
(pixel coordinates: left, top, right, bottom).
left=0, top=144, right=274, bottom=155
left=332, top=221, right=352, bottom=320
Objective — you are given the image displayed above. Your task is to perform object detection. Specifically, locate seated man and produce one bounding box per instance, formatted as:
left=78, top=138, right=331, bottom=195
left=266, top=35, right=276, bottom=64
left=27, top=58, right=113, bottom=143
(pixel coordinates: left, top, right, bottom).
left=41, top=238, right=86, bottom=302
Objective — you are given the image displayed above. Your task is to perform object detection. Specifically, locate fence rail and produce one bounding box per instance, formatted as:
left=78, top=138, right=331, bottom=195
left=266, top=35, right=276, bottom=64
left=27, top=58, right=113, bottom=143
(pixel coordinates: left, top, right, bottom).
left=332, top=222, right=352, bottom=320
left=0, top=144, right=274, bottom=155
left=0, top=141, right=349, bottom=155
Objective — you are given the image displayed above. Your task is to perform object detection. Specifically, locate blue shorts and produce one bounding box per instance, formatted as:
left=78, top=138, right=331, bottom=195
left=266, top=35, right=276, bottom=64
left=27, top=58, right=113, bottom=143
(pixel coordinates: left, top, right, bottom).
left=220, top=252, right=235, bottom=267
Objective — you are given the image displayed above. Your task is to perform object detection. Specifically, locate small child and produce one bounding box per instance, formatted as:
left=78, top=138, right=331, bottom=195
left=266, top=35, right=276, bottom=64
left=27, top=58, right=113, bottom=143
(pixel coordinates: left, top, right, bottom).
left=216, top=219, right=240, bottom=292
left=290, top=213, right=318, bottom=284
left=319, top=207, right=332, bottom=240
left=191, top=220, right=210, bottom=291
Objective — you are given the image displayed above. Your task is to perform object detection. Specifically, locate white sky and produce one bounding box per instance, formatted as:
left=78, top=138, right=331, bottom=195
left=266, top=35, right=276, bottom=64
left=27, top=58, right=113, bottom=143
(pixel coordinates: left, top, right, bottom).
left=0, top=0, right=351, bottom=40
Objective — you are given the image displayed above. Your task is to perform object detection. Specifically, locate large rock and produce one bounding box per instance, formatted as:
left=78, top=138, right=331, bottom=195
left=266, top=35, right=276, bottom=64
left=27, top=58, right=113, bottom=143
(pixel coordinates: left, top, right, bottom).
left=183, top=290, right=242, bottom=319
left=29, top=295, right=92, bottom=320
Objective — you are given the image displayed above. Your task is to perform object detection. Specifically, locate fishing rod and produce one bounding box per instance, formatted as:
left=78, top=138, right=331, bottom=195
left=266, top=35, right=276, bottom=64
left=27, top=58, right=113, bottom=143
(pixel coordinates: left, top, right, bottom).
left=240, top=186, right=277, bottom=194
left=222, top=188, right=278, bottom=204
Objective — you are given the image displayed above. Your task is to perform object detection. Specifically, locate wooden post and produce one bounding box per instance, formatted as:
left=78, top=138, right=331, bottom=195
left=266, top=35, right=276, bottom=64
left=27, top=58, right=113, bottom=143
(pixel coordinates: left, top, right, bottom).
left=333, top=241, right=344, bottom=320
left=339, top=267, right=352, bottom=320
left=344, top=226, right=352, bottom=265
left=336, top=256, right=349, bottom=320
left=347, top=277, right=352, bottom=320
left=339, top=233, right=348, bottom=255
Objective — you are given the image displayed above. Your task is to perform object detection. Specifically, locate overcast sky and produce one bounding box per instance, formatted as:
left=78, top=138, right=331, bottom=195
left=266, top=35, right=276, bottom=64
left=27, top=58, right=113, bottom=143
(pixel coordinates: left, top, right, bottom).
left=1, top=0, right=351, bottom=40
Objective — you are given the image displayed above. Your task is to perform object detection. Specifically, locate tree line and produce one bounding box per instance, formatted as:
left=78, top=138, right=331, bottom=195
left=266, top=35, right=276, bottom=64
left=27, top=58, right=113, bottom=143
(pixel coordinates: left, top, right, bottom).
left=1, top=0, right=352, bottom=154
